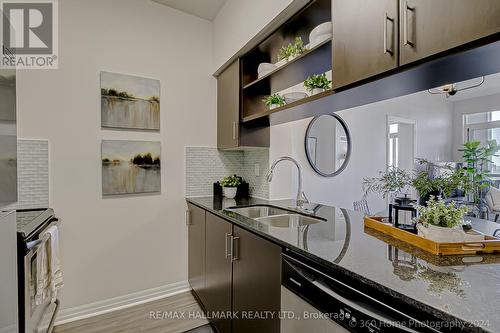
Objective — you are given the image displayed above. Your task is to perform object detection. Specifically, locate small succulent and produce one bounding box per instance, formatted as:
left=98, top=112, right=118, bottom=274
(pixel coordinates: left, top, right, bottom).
left=414, top=196, right=468, bottom=228
left=220, top=175, right=242, bottom=187
left=304, top=73, right=331, bottom=92
left=263, top=93, right=285, bottom=107
left=277, top=37, right=305, bottom=61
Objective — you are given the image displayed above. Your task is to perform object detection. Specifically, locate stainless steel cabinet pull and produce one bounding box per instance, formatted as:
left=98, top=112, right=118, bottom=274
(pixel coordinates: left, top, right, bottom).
left=232, top=121, right=238, bottom=141
left=185, top=210, right=192, bottom=226
left=225, top=233, right=232, bottom=258
left=383, top=13, right=394, bottom=55
left=403, top=1, right=414, bottom=47
left=231, top=236, right=240, bottom=261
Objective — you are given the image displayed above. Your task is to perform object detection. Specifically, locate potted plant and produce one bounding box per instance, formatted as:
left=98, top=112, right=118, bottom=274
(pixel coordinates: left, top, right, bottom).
left=460, top=140, right=499, bottom=204
left=263, top=93, right=285, bottom=109
left=219, top=175, right=241, bottom=199
left=277, top=37, right=305, bottom=63
left=304, top=73, right=332, bottom=95
left=363, top=167, right=413, bottom=200
left=414, top=196, right=470, bottom=242
left=412, top=159, right=470, bottom=205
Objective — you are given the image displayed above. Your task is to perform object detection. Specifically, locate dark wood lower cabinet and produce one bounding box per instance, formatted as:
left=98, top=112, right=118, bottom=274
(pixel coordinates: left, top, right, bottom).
left=204, top=212, right=233, bottom=333
left=187, top=203, right=282, bottom=333
left=187, top=203, right=206, bottom=305
left=232, top=226, right=281, bottom=333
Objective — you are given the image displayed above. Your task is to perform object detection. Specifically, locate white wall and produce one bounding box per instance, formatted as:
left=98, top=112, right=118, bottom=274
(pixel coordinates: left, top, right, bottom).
left=270, top=91, right=454, bottom=213
left=17, top=0, right=216, bottom=310
left=212, top=0, right=293, bottom=70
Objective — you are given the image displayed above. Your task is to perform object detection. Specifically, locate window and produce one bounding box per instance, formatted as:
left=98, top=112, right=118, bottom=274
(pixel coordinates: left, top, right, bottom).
left=388, top=123, right=399, bottom=168
left=464, top=111, right=500, bottom=174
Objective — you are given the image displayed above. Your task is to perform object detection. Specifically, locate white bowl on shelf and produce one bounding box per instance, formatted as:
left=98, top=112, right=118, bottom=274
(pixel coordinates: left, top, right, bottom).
left=283, top=92, right=308, bottom=104
left=309, top=22, right=333, bottom=47
left=257, top=63, right=278, bottom=78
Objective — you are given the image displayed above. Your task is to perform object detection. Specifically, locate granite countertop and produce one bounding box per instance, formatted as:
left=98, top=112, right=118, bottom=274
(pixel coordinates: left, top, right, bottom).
left=186, top=196, right=500, bottom=333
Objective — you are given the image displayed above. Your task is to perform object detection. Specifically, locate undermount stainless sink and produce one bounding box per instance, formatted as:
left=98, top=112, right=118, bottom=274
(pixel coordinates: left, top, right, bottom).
left=255, top=214, right=322, bottom=228
left=228, top=205, right=324, bottom=228
left=228, top=205, right=292, bottom=219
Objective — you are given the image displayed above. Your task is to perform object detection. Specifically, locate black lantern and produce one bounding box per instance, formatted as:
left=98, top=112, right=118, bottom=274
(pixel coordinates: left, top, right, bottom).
left=389, top=201, right=417, bottom=233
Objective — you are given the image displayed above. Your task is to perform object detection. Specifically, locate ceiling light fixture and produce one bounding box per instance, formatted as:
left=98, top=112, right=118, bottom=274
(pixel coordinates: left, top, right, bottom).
left=428, top=76, right=485, bottom=98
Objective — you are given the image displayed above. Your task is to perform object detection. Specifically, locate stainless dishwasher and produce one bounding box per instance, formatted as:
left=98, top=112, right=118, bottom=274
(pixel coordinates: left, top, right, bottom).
left=281, top=253, right=441, bottom=333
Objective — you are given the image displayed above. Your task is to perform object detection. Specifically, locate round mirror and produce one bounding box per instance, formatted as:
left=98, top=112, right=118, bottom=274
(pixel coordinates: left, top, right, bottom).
left=305, top=113, right=351, bottom=177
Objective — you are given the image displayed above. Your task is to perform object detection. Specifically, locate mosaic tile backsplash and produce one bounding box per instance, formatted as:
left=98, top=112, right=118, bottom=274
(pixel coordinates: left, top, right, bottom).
left=6, top=139, right=49, bottom=210
left=185, top=147, right=269, bottom=199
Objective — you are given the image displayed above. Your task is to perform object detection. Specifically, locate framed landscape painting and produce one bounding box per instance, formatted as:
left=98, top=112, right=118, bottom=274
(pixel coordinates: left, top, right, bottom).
left=102, top=140, right=161, bottom=195
left=100, top=71, right=160, bottom=130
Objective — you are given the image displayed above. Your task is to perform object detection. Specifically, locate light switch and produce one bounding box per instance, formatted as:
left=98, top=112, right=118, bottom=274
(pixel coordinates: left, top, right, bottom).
left=254, top=163, right=260, bottom=177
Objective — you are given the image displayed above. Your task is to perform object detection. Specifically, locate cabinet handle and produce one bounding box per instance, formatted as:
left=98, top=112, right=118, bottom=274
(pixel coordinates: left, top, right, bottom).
left=185, top=210, right=191, bottom=226
left=403, top=1, right=415, bottom=47
left=231, top=236, right=240, bottom=261
left=383, top=13, right=394, bottom=55
left=232, top=121, right=238, bottom=141
left=225, top=233, right=232, bottom=258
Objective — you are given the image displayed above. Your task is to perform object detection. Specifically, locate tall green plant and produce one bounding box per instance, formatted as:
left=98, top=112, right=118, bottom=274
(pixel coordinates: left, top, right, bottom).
left=363, top=167, right=413, bottom=198
left=461, top=140, right=499, bottom=203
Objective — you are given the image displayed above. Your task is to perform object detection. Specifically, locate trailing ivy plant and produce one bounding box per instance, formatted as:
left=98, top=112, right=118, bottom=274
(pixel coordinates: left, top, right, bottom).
left=414, top=196, right=467, bottom=228
left=460, top=140, right=499, bottom=203
left=277, top=37, right=305, bottom=61
left=304, top=73, right=332, bottom=92
left=263, top=93, right=285, bottom=107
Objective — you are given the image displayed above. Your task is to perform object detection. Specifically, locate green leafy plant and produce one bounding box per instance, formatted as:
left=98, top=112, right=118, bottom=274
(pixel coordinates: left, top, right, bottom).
left=414, top=196, right=467, bottom=228
left=304, top=73, right=331, bottom=92
left=412, top=159, right=470, bottom=201
left=277, top=37, right=305, bottom=61
left=460, top=140, right=499, bottom=203
left=263, top=93, right=285, bottom=107
left=363, top=167, right=413, bottom=198
left=220, top=175, right=242, bottom=188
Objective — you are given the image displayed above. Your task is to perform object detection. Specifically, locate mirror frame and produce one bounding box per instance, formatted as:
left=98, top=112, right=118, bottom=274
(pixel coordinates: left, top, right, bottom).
left=304, top=113, right=352, bottom=177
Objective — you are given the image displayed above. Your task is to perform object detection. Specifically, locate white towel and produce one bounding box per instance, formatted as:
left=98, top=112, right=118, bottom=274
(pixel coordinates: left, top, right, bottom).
left=45, top=225, right=64, bottom=302
left=35, top=225, right=63, bottom=305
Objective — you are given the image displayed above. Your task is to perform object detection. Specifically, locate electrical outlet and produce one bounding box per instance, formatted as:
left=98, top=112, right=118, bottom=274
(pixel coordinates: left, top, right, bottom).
left=254, top=163, right=260, bottom=177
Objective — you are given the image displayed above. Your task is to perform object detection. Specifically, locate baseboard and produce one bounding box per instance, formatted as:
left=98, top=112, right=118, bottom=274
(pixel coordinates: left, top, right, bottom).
left=54, top=280, right=190, bottom=326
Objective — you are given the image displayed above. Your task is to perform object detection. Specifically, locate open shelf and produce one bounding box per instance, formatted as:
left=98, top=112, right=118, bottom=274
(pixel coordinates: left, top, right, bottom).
left=242, top=89, right=334, bottom=123
left=242, top=38, right=332, bottom=90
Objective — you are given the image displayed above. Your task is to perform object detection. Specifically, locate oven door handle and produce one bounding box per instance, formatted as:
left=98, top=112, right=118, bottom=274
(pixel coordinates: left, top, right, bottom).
left=26, top=239, right=43, bottom=252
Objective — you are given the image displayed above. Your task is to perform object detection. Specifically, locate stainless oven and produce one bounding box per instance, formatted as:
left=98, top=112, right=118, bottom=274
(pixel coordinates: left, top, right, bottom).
left=17, top=208, right=59, bottom=333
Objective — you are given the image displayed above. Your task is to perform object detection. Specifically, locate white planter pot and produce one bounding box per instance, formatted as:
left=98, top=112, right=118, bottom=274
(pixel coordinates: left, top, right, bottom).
left=269, top=104, right=280, bottom=110
left=311, top=88, right=325, bottom=95
left=417, top=223, right=466, bottom=243
left=223, top=187, right=237, bottom=199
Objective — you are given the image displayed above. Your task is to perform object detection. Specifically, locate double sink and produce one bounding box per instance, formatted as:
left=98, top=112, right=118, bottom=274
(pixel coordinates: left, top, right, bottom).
left=227, top=205, right=323, bottom=228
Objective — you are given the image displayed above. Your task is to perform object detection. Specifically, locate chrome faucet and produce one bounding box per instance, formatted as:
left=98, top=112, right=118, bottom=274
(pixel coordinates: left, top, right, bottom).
left=266, top=156, right=309, bottom=210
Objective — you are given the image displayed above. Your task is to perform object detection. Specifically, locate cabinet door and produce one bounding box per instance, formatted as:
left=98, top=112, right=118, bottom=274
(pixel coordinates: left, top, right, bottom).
left=232, top=226, right=281, bottom=333
left=400, top=0, right=500, bottom=65
left=205, top=213, right=232, bottom=333
left=332, top=0, right=398, bottom=89
left=187, top=203, right=206, bottom=305
left=217, top=60, right=240, bottom=149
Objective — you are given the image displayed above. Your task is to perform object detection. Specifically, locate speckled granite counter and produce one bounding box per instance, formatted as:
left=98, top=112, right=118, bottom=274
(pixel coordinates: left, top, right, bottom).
left=186, top=196, right=500, bottom=333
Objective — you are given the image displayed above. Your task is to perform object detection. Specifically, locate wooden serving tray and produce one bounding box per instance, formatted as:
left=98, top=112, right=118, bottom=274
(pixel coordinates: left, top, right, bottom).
left=364, top=216, right=500, bottom=256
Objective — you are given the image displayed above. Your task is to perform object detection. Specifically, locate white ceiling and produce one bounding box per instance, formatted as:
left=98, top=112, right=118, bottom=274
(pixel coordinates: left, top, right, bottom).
left=152, top=0, right=227, bottom=21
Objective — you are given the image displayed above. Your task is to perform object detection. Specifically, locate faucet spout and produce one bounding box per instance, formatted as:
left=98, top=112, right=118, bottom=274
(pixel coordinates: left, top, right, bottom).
left=267, top=156, right=309, bottom=209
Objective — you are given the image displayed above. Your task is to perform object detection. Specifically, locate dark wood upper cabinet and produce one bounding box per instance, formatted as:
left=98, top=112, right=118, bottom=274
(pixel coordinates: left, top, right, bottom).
left=232, top=226, right=281, bottom=333
left=217, top=60, right=240, bottom=150
left=400, top=0, right=500, bottom=65
left=204, top=212, right=233, bottom=333
left=332, top=0, right=399, bottom=89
